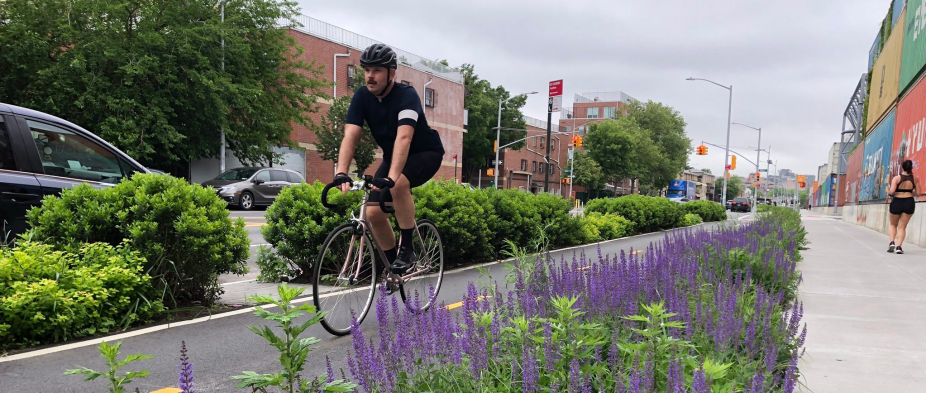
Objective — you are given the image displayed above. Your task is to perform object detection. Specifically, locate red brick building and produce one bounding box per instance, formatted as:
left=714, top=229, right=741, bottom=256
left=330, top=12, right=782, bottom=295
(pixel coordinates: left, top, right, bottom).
left=286, top=16, right=465, bottom=184
left=560, top=92, right=637, bottom=198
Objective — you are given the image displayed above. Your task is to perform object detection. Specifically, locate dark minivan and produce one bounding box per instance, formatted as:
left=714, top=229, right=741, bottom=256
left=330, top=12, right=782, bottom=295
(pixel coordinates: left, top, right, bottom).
left=0, top=103, right=150, bottom=241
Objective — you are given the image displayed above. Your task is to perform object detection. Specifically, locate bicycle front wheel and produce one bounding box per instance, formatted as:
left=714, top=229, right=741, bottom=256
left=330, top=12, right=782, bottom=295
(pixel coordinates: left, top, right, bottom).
left=400, top=219, right=444, bottom=312
left=314, top=223, right=377, bottom=336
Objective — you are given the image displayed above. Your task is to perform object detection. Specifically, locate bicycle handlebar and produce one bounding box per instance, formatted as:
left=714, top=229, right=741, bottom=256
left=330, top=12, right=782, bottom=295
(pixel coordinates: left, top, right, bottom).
left=321, top=175, right=395, bottom=213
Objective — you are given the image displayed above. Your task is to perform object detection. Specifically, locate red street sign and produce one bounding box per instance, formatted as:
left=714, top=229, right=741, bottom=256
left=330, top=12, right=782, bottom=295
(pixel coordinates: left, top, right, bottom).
left=549, top=80, right=563, bottom=97
left=725, top=165, right=731, bottom=170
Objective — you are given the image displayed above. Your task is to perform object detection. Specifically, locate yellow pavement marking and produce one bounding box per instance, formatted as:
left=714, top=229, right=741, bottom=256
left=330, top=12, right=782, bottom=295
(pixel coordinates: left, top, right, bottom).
left=150, top=389, right=181, bottom=393
left=444, top=296, right=493, bottom=310
left=244, top=223, right=267, bottom=227
left=632, top=249, right=644, bottom=255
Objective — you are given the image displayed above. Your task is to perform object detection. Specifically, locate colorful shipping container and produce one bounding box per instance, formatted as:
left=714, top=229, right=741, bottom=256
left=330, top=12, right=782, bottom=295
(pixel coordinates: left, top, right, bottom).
left=893, top=72, right=926, bottom=201
left=868, top=10, right=906, bottom=130
left=860, top=109, right=896, bottom=202
left=899, top=0, right=926, bottom=93
left=844, top=144, right=865, bottom=205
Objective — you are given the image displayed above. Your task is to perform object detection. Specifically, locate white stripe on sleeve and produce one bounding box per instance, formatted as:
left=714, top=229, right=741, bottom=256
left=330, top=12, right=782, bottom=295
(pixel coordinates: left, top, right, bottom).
left=398, top=109, right=419, bottom=122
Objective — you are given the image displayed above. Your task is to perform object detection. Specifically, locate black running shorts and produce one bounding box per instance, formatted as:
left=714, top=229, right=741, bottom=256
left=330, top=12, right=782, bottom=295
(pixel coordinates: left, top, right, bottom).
left=889, top=197, right=915, bottom=215
left=368, top=150, right=443, bottom=204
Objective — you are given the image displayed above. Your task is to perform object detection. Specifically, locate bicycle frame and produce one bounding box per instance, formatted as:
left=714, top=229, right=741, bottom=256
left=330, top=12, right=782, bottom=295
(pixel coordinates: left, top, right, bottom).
left=337, top=178, right=431, bottom=289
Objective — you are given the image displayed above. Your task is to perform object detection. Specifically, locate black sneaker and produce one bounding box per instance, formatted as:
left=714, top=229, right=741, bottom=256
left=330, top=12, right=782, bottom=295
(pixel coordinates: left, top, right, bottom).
left=896, top=247, right=904, bottom=255
left=392, top=246, right=415, bottom=274
left=888, top=242, right=896, bottom=253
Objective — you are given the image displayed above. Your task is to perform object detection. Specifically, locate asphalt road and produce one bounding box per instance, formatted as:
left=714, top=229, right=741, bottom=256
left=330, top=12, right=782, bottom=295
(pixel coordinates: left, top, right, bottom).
left=0, top=212, right=749, bottom=392
left=218, top=210, right=269, bottom=284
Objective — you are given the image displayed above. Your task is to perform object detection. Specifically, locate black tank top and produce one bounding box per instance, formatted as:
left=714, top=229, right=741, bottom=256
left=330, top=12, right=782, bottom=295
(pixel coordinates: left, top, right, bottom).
left=896, top=174, right=916, bottom=193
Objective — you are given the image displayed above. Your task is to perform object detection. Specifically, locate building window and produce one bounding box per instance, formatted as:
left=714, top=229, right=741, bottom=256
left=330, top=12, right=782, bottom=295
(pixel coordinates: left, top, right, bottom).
left=539, top=163, right=544, bottom=174
left=425, top=88, right=435, bottom=107
left=565, top=126, right=572, bottom=133
left=549, top=163, right=554, bottom=173
left=540, top=137, right=545, bottom=149
left=532, top=161, right=537, bottom=172
left=578, top=125, right=586, bottom=135
left=521, top=159, right=527, bottom=171
left=604, top=107, right=616, bottom=119
left=587, top=107, right=599, bottom=119
left=348, top=66, right=357, bottom=88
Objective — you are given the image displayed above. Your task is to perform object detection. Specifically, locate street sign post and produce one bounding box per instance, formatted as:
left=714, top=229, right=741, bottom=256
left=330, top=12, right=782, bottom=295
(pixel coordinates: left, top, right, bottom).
left=546, top=79, right=563, bottom=193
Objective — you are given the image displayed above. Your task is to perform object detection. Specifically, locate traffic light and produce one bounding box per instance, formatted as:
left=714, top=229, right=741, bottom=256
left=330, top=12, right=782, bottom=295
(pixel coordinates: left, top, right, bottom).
left=561, top=177, right=571, bottom=185
left=575, top=136, right=583, bottom=147
left=730, top=155, right=737, bottom=170
left=695, top=145, right=705, bottom=155
left=487, top=168, right=494, bottom=176
left=494, top=140, right=498, bottom=153
left=756, top=172, right=761, bottom=181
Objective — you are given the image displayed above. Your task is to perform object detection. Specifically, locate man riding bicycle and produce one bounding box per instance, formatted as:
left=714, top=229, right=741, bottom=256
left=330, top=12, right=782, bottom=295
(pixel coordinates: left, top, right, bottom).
left=333, top=43, right=445, bottom=275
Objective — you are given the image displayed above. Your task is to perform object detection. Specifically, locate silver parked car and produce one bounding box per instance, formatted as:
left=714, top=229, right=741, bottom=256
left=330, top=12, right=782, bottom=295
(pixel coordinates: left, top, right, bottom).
left=202, top=167, right=304, bottom=210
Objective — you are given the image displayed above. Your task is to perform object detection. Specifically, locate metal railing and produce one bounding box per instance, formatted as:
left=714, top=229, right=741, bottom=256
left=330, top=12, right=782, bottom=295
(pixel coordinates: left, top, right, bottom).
left=284, top=14, right=463, bottom=83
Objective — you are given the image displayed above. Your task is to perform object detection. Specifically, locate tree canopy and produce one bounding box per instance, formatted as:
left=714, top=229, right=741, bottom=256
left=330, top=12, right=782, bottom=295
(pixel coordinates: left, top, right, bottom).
left=0, top=0, right=328, bottom=173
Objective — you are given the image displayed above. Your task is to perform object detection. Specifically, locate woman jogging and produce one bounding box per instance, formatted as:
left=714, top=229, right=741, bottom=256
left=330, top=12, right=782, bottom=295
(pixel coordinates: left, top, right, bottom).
left=887, top=160, right=917, bottom=254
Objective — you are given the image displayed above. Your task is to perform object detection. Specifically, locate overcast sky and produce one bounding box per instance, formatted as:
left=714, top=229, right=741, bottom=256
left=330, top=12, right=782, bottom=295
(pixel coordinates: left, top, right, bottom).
left=298, top=0, right=887, bottom=178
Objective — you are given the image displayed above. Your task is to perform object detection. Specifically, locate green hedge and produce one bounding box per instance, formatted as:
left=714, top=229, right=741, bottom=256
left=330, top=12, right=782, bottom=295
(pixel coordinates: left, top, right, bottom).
left=261, top=181, right=364, bottom=276
left=0, top=242, right=163, bottom=349
left=25, top=174, right=250, bottom=305
left=584, top=212, right=634, bottom=241
left=412, top=181, right=495, bottom=263
left=585, top=195, right=683, bottom=234
left=681, top=213, right=703, bottom=226
left=681, top=200, right=727, bottom=222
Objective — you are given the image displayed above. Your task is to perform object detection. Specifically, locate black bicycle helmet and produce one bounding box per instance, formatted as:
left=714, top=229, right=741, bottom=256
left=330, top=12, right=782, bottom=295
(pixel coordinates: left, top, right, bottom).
left=360, top=43, right=397, bottom=69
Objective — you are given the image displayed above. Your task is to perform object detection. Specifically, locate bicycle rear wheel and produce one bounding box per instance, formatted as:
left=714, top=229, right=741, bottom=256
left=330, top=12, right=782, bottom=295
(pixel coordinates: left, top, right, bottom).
left=314, top=223, right=377, bottom=336
left=400, top=219, right=444, bottom=312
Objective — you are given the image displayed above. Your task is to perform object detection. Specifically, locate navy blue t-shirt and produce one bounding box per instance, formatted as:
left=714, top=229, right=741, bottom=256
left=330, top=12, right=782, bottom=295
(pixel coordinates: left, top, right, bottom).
left=345, top=83, right=445, bottom=159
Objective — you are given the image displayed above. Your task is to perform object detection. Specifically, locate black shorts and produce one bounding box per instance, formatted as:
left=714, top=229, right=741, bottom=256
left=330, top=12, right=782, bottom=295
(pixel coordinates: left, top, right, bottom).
left=368, top=150, right=443, bottom=204
left=890, top=197, right=916, bottom=215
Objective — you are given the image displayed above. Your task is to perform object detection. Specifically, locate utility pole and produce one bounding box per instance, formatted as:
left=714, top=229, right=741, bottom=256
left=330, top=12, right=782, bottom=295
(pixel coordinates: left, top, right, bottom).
left=220, top=1, right=226, bottom=173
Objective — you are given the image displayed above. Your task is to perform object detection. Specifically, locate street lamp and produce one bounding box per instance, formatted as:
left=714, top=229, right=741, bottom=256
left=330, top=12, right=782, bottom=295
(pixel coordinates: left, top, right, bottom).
left=733, top=122, right=762, bottom=213
left=687, top=77, right=733, bottom=203
left=495, top=91, right=538, bottom=188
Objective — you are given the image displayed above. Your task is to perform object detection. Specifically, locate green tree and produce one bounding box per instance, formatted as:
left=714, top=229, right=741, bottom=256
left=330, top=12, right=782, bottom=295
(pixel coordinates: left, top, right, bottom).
left=799, top=190, right=810, bottom=207
left=717, top=175, right=745, bottom=201
left=583, top=118, right=643, bottom=183
left=0, top=0, right=328, bottom=172
left=700, top=168, right=713, bottom=174
left=313, top=95, right=377, bottom=176
left=460, top=64, right=527, bottom=183
left=570, top=151, right=605, bottom=197
left=623, top=100, right=692, bottom=193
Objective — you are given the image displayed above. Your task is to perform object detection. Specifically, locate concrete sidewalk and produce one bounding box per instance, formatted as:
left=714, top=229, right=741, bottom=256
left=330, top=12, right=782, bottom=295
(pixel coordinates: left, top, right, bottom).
left=798, top=212, right=926, bottom=392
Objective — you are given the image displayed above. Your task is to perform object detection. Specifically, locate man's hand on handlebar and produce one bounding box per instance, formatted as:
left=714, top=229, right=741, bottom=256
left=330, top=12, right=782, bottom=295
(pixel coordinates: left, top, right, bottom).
left=371, top=176, right=395, bottom=192
left=334, top=172, right=352, bottom=195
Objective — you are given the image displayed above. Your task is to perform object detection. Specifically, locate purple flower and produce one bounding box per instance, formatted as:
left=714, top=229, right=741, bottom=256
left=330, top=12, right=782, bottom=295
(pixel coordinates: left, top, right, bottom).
left=521, top=344, right=539, bottom=393
left=178, top=341, right=194, bottom=393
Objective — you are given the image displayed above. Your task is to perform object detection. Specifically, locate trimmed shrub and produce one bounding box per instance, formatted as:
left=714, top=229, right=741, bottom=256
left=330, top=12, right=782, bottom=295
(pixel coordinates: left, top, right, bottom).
left=584, top=212, right=635, bottom=241
left=532, top=193, right=584, bottom=248
left=0, top=241, right=163, bottom=349
left=681, top=200, right=727, bottom=222
left=585, top=195, right=683, bottom=234
left=262, top=181, right=363, bottom=277
left=682, top=213, right=703, bottom=226
left=482, top=188, right=541, bottom=254
left=25, top=174, right=249, bottom=306
left=413, top=181, right=494, bottom=264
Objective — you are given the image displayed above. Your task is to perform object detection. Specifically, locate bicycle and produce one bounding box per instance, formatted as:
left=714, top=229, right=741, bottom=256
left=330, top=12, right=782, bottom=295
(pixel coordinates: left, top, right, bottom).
left=315, top=174, right=445, bottom=336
